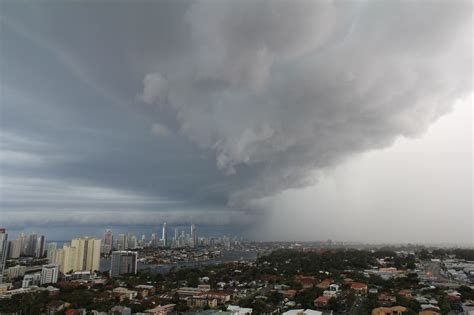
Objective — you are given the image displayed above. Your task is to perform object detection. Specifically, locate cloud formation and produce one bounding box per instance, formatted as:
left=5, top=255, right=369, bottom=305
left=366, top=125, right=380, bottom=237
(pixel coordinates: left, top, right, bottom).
left=141, top=0, right=472, bottom=207
left=1, top=1, right=472, bottom=242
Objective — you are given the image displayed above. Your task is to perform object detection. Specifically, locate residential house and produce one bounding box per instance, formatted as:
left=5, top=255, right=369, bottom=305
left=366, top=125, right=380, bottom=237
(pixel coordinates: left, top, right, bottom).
left=314, top=295, right=330, bottom=308
left=371, top=306, right=407, bottom=315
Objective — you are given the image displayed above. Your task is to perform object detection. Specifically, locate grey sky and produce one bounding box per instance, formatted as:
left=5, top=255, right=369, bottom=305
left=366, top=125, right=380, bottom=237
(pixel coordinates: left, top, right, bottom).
left=0, top=0, right=472, bottom=244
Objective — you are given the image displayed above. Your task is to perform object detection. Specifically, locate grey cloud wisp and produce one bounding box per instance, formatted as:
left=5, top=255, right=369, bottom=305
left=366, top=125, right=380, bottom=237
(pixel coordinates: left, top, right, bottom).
left=140, top=1, right=472, bottom=207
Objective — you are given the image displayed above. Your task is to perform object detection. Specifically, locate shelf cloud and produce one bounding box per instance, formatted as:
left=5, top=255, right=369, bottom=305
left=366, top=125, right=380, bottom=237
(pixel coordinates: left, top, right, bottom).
left=140, top=0, right=472, bottom=207
left=1, top=0, right=472, bottom=242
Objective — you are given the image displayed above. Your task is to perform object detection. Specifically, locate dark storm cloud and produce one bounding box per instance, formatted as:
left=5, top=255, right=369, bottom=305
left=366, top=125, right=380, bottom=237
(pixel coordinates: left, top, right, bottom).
left=0, top=0, right=472, bottom=231
left=141, top=0, right=472, bottom=207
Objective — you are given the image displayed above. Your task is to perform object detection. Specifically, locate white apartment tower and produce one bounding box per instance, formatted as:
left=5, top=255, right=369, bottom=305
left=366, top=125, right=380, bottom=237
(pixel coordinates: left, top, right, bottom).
left=40, top=264, right=59, bottom=285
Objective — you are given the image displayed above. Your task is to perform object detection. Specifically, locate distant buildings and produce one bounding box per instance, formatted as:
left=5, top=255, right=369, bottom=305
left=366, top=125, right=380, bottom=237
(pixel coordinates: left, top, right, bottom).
left=4, top=232, right=46, bottom=260
left=23, top=234, right=46, bottom=257
left=41, top=264, right=59, bottom=285
left=110, top=251, right=137, bottom=277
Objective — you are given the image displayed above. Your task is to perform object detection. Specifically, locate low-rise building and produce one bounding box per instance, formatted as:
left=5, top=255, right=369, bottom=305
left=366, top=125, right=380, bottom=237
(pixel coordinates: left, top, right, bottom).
left=314, top=295, right=330, bottom=307
left=22, top=273, right=41, bottom=288
left=135, top=284, right=156, bottom=298
left=351, top=282, right=368, bottom=294
left=112, top=287, right=138, bottom=301
left=144, top=304, right=175, bottom=315
left=177, top=286, right=210, bottom=298
left=46, top=300, right=71, bottom=315
left=6, top=265, right=26, bottom=280
left=371, top=306, right=407, bottom=315
left=378, top=293, right=396, bottom=305
left=227, top=305, right=253, bottom=315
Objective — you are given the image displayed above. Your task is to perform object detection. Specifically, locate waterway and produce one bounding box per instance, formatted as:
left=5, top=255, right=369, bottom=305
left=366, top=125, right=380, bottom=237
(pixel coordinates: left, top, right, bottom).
left=99, top=250, right=259, bottom=274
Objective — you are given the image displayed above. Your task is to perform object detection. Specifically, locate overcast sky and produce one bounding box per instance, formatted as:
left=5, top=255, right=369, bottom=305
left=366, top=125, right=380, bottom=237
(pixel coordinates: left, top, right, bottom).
left=0, top=0, right=472, bottom=244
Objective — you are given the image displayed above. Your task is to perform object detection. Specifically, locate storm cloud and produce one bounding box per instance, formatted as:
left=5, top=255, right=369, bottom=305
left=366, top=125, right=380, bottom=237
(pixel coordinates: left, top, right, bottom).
left=140, top=0, right=472, bottom=206
left=0, top=0, right=472, bottom=242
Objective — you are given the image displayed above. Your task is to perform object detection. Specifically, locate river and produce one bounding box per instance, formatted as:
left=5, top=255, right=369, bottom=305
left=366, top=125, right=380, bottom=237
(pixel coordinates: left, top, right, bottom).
left=100, top=250, right=259, bottom=274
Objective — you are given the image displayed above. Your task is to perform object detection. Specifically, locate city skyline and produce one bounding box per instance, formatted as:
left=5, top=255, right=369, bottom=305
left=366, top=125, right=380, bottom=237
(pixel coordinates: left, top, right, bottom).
left=0, top=1, right=472, bottom=245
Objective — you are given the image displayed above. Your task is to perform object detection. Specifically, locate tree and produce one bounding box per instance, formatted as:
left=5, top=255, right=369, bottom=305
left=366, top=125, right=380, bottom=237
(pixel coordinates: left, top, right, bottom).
left=267, top=291, right=283, bottom=305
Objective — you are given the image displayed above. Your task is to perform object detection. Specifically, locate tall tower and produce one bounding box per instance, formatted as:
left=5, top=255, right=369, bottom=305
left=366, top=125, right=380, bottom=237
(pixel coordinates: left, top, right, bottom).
left=0, top=229, right=8, bottom=283
left=191, top=224, right=197, bottom=248
left=47, top=242, right=57, bottom=263
left=162, top=222, right=168, bottom=247
left=25, top=234, right=38, bottom=256
left=36, top=235, right=46, bottom=258
left=102, top=229, right=113, bottom=254
left=54, top=244, right=78, bottom=274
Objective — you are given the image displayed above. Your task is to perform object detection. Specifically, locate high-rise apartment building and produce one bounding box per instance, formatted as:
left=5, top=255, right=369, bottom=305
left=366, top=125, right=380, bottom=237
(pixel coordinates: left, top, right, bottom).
left=36, top=235, right=46, bottom=258
left=7, top=239, right=21, bottom=259
left=110, top=251, right=137, bottom=277
left=54, top=244, right=77, bottom=274
left=0, top=229, right=8, bottom=283
left=101, top=229, right=113, bottom=254
left=127, top=233, right=137, bottom=249
left=162, top=222, right=168, bottom=247
left=40, top=264, right=59, bottom=285
left=151, top=233, right=158, bottom=248
left=18, top=233, right=27, bottom=256
left=47, top=242, right=57, bottom=263
left=191, top=224, right=198, bottom=248
left=117, top=234, right=127, bottom=250
left=25, top=234, right=38, bottom=257
left=71, top=237, right=101, bottom=272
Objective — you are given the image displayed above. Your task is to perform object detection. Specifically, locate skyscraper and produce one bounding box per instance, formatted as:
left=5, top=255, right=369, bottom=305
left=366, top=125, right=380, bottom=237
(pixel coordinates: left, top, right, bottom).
left=25, top=234, right=38, bottom=257
left=36, top=235, right=46, bottom=258
left=101, top=229, right=113, bottom=254
left=191, top=224, right=197, bottom=248
left=110, top=251, right=138, bottom=277
left=71, top=237, right=101, bottom=272
left=47, top=242, right=57, bottom=264
left=18, top=233, right=27, bottom=256
left=40, top=264, right=59, bottom=285
left=7, top=239, right=21, bottom=259
left=54, top=244, right=78, bottom=274
left=162, top=222, right=168, bottom=247
left=151, top=233, right=158, bottom=248
left=0, top=229, right=8, bottom=283
left=174, top=227, right=179, bottom=241
left=117, top=234, right=127, bottom=250
left=127, top=233, right=137, bottom=249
